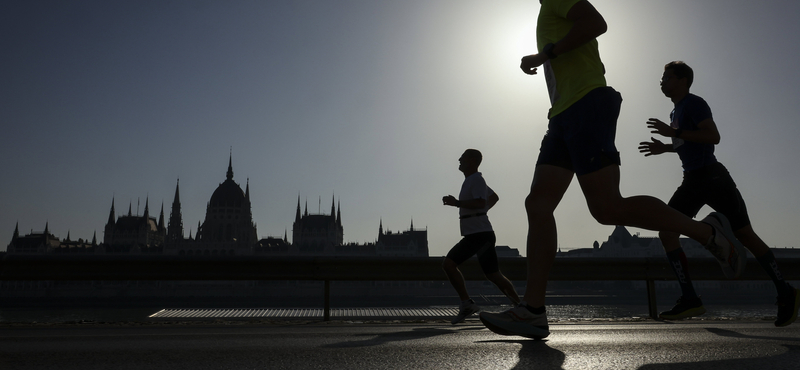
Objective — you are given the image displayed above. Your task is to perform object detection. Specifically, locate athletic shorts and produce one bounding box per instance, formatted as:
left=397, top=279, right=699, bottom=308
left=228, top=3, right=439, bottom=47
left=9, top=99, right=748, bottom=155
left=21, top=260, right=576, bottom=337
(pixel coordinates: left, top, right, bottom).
left=536, top=86, right=623, bottom=176
left=445, top=231, right=499, bottom=274
left=668, top=162, right=751, bottom=231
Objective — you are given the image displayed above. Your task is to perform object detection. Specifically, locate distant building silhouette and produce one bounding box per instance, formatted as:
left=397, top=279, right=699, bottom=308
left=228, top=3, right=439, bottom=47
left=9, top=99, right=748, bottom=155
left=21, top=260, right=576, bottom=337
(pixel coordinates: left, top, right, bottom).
left=102, top=198, right=165, bottom=254
left=291, top=196, right=343, bottom=254
left=6, top=153, right=430, bottom=258
left=376, top=219, right=428, bottom=257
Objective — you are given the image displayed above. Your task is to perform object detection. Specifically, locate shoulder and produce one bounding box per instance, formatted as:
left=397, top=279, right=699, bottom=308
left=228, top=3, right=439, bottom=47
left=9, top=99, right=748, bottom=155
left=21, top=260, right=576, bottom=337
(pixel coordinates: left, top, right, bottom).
left=541, top=0, right=584, bottom=17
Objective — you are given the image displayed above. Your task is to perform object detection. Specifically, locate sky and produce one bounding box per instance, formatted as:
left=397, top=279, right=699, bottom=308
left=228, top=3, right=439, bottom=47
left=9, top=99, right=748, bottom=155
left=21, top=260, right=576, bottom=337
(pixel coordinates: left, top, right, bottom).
left=3, top=0, right=800, bottom=257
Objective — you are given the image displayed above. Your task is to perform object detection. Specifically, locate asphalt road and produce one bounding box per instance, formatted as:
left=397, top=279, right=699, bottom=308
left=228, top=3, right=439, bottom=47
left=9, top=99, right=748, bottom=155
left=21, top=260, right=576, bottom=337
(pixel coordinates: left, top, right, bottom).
left=1, top=320, right=798, bottom=369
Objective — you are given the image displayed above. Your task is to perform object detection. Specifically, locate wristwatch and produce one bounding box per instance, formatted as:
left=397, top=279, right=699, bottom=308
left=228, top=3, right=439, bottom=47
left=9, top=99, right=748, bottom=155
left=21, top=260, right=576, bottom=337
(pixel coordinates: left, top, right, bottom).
left=543, top=43, right=557, bottom=59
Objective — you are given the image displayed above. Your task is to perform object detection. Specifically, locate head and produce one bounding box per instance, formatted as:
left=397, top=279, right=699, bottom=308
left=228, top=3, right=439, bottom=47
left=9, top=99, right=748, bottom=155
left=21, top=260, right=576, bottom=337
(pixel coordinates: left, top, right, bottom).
left=661, top=61, right=693, bottom=98
left=458, top=149, right=482, bottom=174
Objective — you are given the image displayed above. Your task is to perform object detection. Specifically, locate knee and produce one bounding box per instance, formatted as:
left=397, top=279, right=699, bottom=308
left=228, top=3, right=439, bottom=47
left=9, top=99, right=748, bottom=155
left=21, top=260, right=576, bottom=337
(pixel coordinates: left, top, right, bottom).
left=442, top=258, right=458, bottom=272
left=525, top=194, right=553, bottom=220
left=588, top=205, right=617, bottom=226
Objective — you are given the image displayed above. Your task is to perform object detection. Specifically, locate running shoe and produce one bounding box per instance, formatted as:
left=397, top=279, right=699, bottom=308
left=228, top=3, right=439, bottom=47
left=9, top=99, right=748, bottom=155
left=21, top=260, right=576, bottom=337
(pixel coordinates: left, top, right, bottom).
left=775, top=285, right=799, bottom=327
left=451, top=299, right=480, bottom=324
left=701, top=212, right=747, bottom=279
left=479, top=302, right=550, bottom=339
left=659, top=296, right=706, bottom=320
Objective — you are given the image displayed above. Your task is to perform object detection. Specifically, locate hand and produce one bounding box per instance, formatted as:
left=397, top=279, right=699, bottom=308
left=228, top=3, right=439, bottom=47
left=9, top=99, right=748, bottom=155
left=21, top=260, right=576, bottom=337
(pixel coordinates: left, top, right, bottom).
left=520, top=54, right=547, bottom=75
left=646, top=118, right=676, bottom=138
left=442, top=195, right=458, bottom=207
left=638, top=137, right=668, bottom=157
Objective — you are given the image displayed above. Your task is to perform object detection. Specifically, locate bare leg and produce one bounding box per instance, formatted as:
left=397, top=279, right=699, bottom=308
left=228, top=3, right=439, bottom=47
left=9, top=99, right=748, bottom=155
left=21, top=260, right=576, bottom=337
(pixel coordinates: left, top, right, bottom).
left=522, top=165, right=574, bottom=307
left=659, top=230, right=682, bottom=252
left=577, top=165, right=713, bottom=242
left=442, top=258, right=470, bottom=301
left=485, top=271, right=521, bottom=304
left=734, top=225, right=769, bottom=257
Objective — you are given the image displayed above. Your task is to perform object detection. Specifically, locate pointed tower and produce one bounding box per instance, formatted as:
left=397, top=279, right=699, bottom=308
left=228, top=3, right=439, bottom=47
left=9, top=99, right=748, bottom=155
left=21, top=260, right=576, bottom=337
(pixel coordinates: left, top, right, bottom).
left=295, top=196, right=302, bottom=223
left=107, top=198, right=116, bottom=226
left=158, top=202, right=165, bottom=230
left=143, top=198, right=150, bottom=220
left=330, top=195, right=336, bottom=217
left=336, top=201, right=341, bottom=227
left=167, top=179, right=184, bottom=245
left=13, top=222, right=19, bottom=241
left=127, top=202, right=132, bottom=217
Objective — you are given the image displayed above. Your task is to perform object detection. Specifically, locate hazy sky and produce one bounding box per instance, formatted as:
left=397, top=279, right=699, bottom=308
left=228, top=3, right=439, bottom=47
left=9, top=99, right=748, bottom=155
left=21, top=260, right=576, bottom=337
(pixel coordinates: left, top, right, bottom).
left=3, top=0, right=800, bottom=257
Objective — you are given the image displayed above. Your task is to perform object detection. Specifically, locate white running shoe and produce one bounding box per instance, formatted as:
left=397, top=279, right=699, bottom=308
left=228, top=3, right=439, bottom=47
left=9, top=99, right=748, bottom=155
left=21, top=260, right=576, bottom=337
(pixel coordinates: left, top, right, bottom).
left=701, top=212, right=747, bottom=279
left=451, top=299, right=480, bottom=324
left=479, top=302, right=550, bottom=339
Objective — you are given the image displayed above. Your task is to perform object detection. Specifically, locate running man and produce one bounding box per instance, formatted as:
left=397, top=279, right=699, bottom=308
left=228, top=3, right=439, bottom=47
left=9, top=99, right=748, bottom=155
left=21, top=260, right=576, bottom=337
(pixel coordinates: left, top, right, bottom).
left=479, top=0, right=747, bottom=339
left=638, top=61, right=799, bottom=327
left=442, top=149, right=520, bottom=324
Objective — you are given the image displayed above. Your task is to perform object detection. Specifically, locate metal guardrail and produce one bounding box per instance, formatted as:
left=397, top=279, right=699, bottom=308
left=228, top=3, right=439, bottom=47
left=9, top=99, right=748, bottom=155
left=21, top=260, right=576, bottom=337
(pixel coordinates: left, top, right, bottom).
left=1, top=255, right=798, bottom=320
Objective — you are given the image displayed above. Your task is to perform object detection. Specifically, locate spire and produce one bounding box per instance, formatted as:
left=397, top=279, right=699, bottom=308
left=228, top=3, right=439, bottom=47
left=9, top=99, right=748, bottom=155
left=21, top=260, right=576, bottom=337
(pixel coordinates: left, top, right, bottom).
left=379, top=218, right=383, bottom=238
left=173, top=179, right=181, bottom=205
left=304, top=200, right=308, bottom=216
left=143, top=197, right=150, bottom=219
left=337, top=200, right=341, bottom=226
left=66, top=231, right=70, bottom=241
left=158, top=202, right=165, bottom=229
left=44, top=222, right=49, bottom=236
left=128, top=202, right=132, bottom=217
left=410, top=218, right=414, bottom=231
left=13, top=221, right=19, bottom=241
left=330, top=194, right=336, bottom=217
left=92, top=231, right=97, bottom=246
left=169, top=179, right=184, bottom=242
left=284, top=229, right=288, bottom=242
left=295, top=196, right=302, bottom=222
left=246, top=178, right=251, bottom=200
left=226, top=152, right=234, bottom=180
left=107, top=198, right=116, bottom=226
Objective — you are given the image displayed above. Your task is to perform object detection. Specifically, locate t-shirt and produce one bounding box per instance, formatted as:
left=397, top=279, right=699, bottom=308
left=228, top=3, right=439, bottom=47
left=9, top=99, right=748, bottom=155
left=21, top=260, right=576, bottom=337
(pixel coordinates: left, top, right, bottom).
left=670, top=93, right=717, bottom=171
left=458, top=172, right=494, bottom=236
left=537, top=0, right=607, bottom=118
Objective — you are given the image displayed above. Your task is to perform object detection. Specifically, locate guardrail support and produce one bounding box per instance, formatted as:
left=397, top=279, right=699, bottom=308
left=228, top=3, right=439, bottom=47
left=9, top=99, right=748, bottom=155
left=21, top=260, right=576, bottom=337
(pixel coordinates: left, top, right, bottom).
left=324, top=280, right=331, bottom=321
left=646, top=279, right=658, bottom=320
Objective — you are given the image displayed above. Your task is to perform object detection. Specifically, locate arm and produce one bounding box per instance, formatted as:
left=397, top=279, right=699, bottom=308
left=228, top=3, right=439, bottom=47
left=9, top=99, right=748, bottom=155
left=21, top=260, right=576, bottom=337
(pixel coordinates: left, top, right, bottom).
left=520, top=0, right=608, bottom=74
left=442, top=195, right=486, bottom=209
left=487, top=192, right=499, bottom=210
left=646, top=117, right=721, bottom=144
left=638, top=137, right=674, bottom=156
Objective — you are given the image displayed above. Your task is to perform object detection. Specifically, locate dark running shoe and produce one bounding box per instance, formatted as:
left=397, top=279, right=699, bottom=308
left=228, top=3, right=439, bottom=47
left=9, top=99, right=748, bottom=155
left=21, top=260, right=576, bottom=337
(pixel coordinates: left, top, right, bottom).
left=701, top=212, right=747, bottom=279
left=451, top=299, right=480, bottom=324
left=659, top=296, right=706, bottom=320
left=479, top=302, right=550, bottom=339
left=775, top=285, right=799, bottom=327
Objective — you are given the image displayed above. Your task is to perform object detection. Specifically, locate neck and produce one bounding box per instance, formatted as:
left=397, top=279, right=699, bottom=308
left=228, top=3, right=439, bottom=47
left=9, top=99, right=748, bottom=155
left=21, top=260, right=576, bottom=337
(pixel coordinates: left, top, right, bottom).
left=462, top=169, right=478, bottom=178
left=671, top=90, right=689, bottom=104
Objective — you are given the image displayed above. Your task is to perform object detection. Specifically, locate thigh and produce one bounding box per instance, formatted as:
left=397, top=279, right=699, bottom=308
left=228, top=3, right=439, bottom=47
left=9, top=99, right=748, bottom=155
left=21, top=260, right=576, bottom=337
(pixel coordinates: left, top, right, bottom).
left=446, top=234, right=486, bottom=265
left=667, top=180, right=706, bottom=219
left=475, top=232, right=500, bottom=274
left=704, top=167, right=751, bottom=230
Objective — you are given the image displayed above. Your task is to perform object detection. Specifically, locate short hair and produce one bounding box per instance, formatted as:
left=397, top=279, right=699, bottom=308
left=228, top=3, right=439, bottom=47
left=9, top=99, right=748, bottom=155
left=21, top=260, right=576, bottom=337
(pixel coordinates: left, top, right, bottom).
left=463, top=149, right=482, bottom=165
left=664, top=61, right=694, bottom=88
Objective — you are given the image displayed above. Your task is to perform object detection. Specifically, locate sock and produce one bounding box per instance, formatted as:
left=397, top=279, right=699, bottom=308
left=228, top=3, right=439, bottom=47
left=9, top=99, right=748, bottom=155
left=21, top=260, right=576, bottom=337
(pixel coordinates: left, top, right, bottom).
left=524, top=304, right=545, bottom=315
left=666, top=248, right=698, bottom=299
left=755, top=249, right=790, bottom=296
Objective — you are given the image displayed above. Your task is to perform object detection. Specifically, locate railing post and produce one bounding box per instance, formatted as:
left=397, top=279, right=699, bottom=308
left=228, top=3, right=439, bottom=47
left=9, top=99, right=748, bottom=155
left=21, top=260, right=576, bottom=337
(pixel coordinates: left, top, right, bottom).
left=324, top=280, right=331, bottom=321
left=646, top=279, right=658, bottom=320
